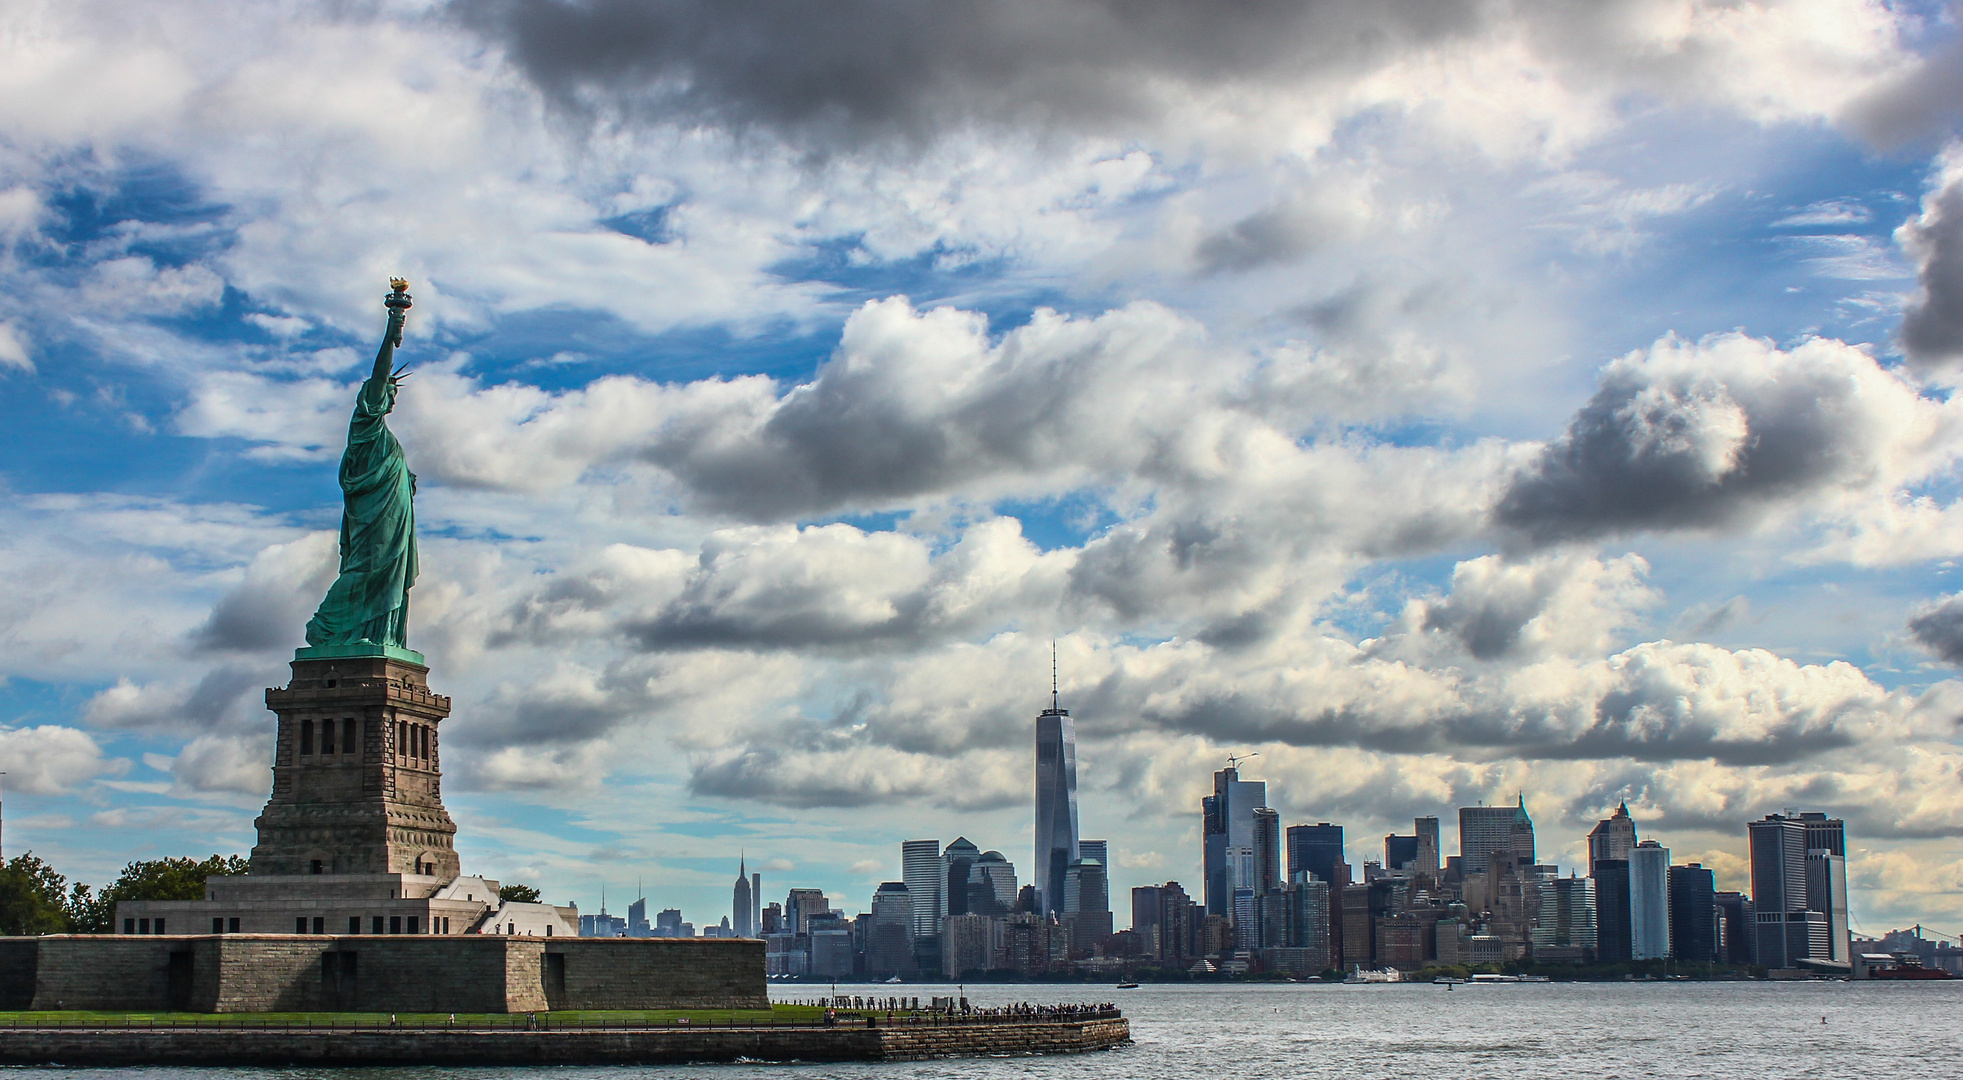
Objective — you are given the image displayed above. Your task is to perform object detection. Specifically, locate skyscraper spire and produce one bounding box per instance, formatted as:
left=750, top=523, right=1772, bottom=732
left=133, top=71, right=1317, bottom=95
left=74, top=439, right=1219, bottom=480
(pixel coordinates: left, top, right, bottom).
left=732, top=852, right=756, bottom=937
left=1035, top=649, right=1079, bottom=916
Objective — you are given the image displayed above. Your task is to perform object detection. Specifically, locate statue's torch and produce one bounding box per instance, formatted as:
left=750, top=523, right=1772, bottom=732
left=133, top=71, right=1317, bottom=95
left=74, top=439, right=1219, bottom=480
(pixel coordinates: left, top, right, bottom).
left=385, top=277, right=413, bottom=347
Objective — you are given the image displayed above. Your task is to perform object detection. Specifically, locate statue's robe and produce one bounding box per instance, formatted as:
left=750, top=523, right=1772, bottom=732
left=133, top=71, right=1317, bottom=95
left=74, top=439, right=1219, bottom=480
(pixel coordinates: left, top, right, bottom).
left=305, top=373, right=417, bottom=647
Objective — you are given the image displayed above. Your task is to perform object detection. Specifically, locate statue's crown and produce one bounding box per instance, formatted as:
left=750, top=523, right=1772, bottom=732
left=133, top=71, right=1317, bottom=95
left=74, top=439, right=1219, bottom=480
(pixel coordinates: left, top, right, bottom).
left=389, top=277, right=410, bottom=293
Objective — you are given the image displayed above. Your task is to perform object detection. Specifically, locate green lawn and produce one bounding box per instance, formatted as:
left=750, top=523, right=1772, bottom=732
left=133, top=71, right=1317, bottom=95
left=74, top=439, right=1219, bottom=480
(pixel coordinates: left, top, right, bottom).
left=0, top=1005, right=857, bottom=1027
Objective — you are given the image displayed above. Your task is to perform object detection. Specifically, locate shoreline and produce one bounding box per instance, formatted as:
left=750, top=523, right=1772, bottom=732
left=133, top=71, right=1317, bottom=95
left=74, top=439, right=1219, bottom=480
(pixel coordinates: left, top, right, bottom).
left=0, top=1016, right=1131, bottom=1066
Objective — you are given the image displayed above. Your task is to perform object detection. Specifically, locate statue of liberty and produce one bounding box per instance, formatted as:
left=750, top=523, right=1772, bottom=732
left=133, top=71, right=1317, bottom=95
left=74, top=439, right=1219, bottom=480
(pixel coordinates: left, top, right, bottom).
left=303, top=279, right=419, bottom=651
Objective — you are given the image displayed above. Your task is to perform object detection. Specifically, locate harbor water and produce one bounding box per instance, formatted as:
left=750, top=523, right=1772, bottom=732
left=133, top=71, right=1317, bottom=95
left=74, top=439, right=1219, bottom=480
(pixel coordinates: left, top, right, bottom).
left=7, top=978, right=1959, bottom=1079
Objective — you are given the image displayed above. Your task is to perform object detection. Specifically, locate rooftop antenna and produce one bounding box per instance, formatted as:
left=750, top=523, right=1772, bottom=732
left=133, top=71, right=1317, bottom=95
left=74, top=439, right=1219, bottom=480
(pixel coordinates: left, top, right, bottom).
left=1051, top=639, right=1059, bottom=712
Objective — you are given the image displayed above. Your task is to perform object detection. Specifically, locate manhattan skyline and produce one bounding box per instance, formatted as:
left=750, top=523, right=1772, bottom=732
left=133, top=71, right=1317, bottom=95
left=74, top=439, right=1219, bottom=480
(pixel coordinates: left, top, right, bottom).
left=1, top=1, right=1962, bottom=934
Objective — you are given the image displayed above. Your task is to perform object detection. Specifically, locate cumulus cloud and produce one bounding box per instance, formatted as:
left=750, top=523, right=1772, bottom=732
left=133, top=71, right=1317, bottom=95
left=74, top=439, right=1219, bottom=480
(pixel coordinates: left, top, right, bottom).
left=620, top=578, right=1953, bottom=815
left=191, top=532, right=339, bottom=652
left=163, top=733, right=271, bottom=798
left=466, top=741, right=616, bottom=792
left=80, top=257, right=225, bottom=317
left=1908, top=591, right=1963, bottom=665
left=177, top=374, right=352, bottom=462
left=1898, top=145, right=1963, bottom=371
left=0, top=495, right=307, bottom=681
left=491, top=543, right=696, bottom=648
left=1841, top=34, right=1963, bottom=149
left=457, top=0, right=1492, bottom=146
left=1193, top=180, right=1378, bottom=273
left=691, top=740, right=1024, bottom=811
left=1802, top=492, right=1963, bottom=566
left=364, top=297, right=1493, bottom=531
left=459, top=0, right=1908, bottom=156
left=1388, top=551, right=1656, bottom=661
left=453, top=647, right=811, bottom=765
left=1110, top=627, right=1929, bottom=768
left=83, top=666, right=269, bottom=735
left=637, top=299, right=1227, bottom=520
left=649, top=619, right=1963, bottom=835
left=0, top=725, right=120, bottom=794
left=630, top=519, right=1066, bottom=651
left=1494, top=333, right=1960, bottom=545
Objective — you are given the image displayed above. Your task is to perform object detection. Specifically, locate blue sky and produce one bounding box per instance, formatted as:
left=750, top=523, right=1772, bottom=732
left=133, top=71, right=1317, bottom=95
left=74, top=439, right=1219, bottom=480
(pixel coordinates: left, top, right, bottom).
left=4, top=0, right=1963, bottom=936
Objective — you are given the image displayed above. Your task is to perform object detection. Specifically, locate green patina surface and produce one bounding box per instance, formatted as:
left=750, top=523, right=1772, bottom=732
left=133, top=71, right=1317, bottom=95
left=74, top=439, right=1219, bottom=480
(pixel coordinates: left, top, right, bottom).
left=303, top=285, right=419, bottom=654
left=292, top=642, right=427, bottom=665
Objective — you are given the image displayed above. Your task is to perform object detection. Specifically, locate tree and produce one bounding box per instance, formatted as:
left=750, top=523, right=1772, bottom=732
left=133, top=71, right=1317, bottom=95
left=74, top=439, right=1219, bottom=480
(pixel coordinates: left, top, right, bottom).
left=498, top=883, right=542, bottom=904
left=70, top=855, right=250, bottom=933
left=0, top=852, right=76, bottom=935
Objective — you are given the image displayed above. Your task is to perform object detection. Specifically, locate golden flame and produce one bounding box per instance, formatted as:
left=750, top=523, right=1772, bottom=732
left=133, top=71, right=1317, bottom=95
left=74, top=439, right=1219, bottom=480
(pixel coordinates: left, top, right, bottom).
left=389, top=277, right=410, bottom=293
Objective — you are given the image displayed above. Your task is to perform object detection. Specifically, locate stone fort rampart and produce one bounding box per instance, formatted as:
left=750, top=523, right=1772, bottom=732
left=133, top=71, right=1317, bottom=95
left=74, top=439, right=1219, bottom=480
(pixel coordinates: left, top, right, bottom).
left=0, top=935, right=764, bottom=1013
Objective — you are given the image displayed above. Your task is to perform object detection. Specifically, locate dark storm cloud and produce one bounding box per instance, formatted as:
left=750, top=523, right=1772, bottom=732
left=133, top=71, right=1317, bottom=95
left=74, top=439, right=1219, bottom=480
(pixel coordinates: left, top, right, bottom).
left=194, top=583, right=310, bottom=652
left=630, top=299, right=1218, bottom=522
left=1421, top=586, right=1547, bottom=660
left=1907, top=591, right=1963, bottom=664
left=1111, top=633, right=1900, bottom=769
left=1195, top=200, right=1335, bottom=274
left=689, top=748, right=904, bottom=809
left=1493, top=337, right=1922, bottom=546
left=689, top=743, right=1024, bottom=811
left=458, top=668, right=659, bottom=748
left=629, top=603, right=916, bottom=651
left=1840, top=35, right=1963, bottom=151
left=1899, top=164, right=1963, bottom=371
left=1130, top=691, right=1855, bottom=768
left=643, top=367, right=1009, bottom=519
left=85, top=665, right=269, bottom=735
left=190, top=534, right=338, bottom=653
left=454, top=0, right=1488, bottom=145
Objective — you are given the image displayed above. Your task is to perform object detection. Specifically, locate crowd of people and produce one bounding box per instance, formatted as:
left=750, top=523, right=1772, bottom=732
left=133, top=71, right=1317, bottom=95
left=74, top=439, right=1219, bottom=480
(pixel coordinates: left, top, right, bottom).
left=798, top=996, right=1121, bottom=1025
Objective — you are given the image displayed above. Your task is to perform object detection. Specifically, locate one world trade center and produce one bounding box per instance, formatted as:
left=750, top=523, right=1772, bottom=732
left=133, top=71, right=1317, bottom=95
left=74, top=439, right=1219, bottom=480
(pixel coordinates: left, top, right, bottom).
left=1035, top=669, right=1080, bottom=916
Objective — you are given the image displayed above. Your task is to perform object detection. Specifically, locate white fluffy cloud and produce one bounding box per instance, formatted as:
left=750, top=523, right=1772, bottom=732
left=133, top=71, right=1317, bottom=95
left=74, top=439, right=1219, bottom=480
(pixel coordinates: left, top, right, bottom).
left=1384, top=551, right=1657, bottom=662
left=0, top=320, right=30, bottom=372
left=1898, top=143, right=1963, bottom=371
left=161, top=733, right=271, bottom=799
left=1496, top=333, right=1963, bottom=545
left=0, top=725, right=120, bottom=795
left=462, top=0, right=1911, bottom=157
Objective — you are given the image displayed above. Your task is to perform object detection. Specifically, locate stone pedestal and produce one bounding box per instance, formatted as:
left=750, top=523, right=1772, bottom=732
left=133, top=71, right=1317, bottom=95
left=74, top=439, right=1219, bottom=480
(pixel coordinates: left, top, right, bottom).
left=251, top=650, right=459, bottom=878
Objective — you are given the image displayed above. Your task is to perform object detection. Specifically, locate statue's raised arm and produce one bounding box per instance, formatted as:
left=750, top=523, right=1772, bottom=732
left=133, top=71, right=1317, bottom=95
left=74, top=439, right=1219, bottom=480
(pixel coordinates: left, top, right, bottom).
left=303, top=280, right=420, bottom=652
left=371, top=276, right=411, bottom=383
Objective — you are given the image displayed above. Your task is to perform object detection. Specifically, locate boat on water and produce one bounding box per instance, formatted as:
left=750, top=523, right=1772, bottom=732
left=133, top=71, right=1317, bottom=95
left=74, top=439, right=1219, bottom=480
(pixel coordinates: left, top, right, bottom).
left=884, top=975, right=904, bottom=983
left=1432, top=976, right=1467, bottom=985
left=1470, top=973, right=1521, bottom=983
left=1115, top=982, right=1141, bottom=989
left=1344, top=966, right=1404, bottom=984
